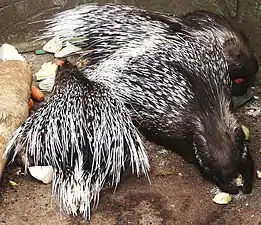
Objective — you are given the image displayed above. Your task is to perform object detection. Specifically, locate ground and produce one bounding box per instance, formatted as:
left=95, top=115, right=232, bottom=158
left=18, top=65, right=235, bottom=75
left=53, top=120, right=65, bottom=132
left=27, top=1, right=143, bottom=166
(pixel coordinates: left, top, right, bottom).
left=0, top=44, right=261, bottom=225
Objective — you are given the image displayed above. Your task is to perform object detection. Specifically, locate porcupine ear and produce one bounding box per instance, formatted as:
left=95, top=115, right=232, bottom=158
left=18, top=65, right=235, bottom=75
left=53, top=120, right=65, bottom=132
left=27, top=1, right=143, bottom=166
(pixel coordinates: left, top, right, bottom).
left=223, top=38, right=240, bottom=60
left=54, top=59, right=79, bottom=83
left=223, top=37, right=258, bottom=82
left=223, top=37, right=248, bottom=96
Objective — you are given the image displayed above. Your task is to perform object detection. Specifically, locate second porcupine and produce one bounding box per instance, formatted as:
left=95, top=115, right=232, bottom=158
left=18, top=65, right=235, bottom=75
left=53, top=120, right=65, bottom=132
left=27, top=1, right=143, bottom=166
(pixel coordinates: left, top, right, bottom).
left=40, top=3, right=258, bottom=95
left=4, top=60, right=150, bottom=219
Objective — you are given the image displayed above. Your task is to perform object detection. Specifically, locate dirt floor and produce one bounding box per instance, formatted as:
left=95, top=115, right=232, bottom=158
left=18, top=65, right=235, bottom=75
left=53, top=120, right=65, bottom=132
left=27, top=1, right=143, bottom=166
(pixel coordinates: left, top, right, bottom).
left=0, top=44, right=260, bottom=225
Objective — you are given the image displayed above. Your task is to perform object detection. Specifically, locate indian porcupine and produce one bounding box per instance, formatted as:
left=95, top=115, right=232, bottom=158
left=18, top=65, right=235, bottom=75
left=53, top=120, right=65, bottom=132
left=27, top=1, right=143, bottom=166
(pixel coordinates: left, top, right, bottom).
left=181, top=10, right=259, bottom=95
left=39, top=4, right=254, bottom=194
left=4, top=60, right=150, bottom=219
left=40, top=3, right=258, bottom=95
left=84, top=30, right=254, bottom=195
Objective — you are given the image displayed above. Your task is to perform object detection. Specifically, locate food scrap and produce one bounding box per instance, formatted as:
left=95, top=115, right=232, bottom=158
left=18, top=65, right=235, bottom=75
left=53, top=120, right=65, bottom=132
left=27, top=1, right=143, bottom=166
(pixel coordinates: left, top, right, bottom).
left=234, top=174, right=243, bottom=187
left=43, top=36, right=63, bottom=54
left=54, top=42, right=82, bottom=58
left=56, top=59, right=65, bottom=67
left=31, top=86, right=44, bottom=102
left=35, top=61, right=58, bottom=92
left=28, top=98, right=34, bottom=110
left=28, top=166, right=54, bottom=184
left=35, top=49, right=47, bottom=55
left=0, top=43, right=25, bottom=61
left=35, top=62, right=58, bottom=81
left=38, top=78, right=55, bottom=92
left=8, top=180, right=18, bottom=186
left=213, top=192, right=232, bottom=205
left=241, top=125, right=250, bottom=141
left=257, top=170, right=261, bottom=179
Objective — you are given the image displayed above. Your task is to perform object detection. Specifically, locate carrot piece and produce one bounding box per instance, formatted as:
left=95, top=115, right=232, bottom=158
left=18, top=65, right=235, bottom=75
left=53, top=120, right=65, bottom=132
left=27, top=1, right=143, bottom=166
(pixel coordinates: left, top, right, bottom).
left=28, top=99, right=33, bottom=110
left=31, top=86, right=44, bottom=102
left=56, top=59, right=64, bottom=67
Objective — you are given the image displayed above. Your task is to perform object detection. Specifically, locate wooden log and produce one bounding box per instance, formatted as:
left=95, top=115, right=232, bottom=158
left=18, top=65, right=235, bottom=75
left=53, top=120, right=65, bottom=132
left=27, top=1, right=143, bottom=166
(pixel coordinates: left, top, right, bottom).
left=0, top=60, right=33, bottom=179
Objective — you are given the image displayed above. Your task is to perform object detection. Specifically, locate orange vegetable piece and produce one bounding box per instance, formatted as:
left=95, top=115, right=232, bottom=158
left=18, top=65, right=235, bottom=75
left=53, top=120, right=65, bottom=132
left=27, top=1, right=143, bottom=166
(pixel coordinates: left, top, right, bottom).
left=31, top=86, right=44, bottom=102
left=28, top=99, right=33, bottom=110
left=56, top=59, right=65, bottom=67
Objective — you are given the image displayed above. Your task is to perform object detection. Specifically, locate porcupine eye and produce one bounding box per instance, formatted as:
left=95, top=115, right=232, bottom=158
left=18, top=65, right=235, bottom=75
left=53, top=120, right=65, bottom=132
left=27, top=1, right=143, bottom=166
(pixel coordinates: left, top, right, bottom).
left=214, top=161, right=240, bottom=194
left=223, top=38, right=237, bottom=57
left=235, top=52, right=241, bottom=61
left=219, top=181, right=239, bottom=194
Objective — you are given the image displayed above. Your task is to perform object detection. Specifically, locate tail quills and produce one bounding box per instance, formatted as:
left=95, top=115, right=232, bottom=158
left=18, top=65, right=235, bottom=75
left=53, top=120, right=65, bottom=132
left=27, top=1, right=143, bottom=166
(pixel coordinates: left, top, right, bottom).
left=4, top=61, right=150, bottom=219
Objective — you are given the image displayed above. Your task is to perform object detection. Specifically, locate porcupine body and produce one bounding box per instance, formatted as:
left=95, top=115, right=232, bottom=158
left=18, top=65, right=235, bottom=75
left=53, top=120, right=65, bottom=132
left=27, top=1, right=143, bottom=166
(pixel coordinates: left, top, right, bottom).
left=39, top=4, right=254, bottom=193
left=87, top=31, right=255, bottom=195
left=40, top=3, right=258, bottom=96
left=181, top=10, right=259, bottom=95
left=4, top=60, right=149, bottom=219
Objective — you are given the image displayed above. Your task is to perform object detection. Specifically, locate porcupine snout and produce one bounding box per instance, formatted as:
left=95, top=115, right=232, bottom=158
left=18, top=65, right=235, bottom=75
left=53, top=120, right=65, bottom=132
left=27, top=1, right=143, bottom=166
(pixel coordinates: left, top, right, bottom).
left=193, top=122, right=254, bottom=194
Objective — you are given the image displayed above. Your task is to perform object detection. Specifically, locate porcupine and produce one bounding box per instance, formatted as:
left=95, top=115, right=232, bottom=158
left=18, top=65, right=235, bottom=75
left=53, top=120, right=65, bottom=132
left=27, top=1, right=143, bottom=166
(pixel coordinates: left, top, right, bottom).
left=38, top=3, right=254, bottom=191
left=84, top=30, right=254, bottom=195
left=4, top=60, right=150, bottom=219
left=181, top=10, right=259, bottom=95
left=39, top=3, right=258, bottom=96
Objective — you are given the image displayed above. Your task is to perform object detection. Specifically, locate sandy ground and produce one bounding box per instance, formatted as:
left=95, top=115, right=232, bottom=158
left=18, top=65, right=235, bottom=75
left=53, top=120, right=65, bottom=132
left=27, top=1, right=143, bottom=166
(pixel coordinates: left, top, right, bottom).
left=0, top=50, right=261, bottom=225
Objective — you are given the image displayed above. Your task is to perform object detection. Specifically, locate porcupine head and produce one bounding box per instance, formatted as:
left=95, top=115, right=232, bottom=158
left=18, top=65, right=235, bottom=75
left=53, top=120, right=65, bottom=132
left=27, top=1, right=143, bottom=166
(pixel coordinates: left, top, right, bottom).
left=210, top=11, right=258, bottom=84
left=222, top=33, right=258, bottom=84
left=192, top=100, right=255, bottom=194
left=180, top=40, right=255, bottom=194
